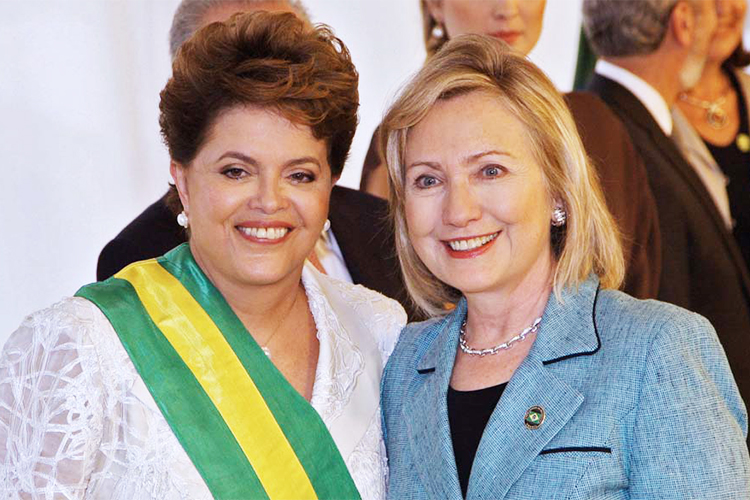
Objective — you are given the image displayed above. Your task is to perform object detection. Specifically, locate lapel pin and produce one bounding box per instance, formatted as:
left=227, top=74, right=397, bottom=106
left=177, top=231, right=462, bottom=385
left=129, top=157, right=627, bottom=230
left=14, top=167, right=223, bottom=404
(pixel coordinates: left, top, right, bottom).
left=524, top=406, right=545, bottom=429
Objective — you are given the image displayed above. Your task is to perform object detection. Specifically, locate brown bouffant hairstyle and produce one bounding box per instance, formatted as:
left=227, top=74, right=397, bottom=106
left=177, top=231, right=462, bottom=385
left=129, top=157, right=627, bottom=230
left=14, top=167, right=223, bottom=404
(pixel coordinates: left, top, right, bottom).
left=159, top=11, right=359, bottom=213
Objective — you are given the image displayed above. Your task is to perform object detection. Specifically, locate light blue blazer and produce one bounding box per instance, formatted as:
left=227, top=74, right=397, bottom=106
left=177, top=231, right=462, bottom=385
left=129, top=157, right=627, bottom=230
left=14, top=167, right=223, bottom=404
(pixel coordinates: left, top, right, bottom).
left=381, top=277, right=750, bottom=499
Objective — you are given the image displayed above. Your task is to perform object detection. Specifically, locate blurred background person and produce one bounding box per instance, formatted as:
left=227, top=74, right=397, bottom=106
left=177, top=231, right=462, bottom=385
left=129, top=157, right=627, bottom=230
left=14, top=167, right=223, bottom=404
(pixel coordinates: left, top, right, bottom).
left=380, top=34, right=750, bottom=500
left=0, top=12, right=404, bottom=499
left=96, top=0, right=417, bottom=319
left=360, top=0, right=661, bottom=300
left=674, top=0, right=750, bottom=272
left=584, top=0, right=750, bottom=423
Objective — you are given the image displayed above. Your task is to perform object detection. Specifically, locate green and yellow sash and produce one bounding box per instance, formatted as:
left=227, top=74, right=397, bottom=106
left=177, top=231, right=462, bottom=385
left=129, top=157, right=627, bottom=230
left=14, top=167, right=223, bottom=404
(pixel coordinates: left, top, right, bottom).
left=76, top=244, right=360, bottom=500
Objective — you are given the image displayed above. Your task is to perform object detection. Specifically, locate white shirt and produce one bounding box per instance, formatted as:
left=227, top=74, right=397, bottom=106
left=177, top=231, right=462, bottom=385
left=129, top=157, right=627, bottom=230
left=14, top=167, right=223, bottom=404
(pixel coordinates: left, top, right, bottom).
left=0, top=265, right=406, bottom=499
left=316, top=228, right=354, bottom=283
left=596, top=59, right=673, bottom=136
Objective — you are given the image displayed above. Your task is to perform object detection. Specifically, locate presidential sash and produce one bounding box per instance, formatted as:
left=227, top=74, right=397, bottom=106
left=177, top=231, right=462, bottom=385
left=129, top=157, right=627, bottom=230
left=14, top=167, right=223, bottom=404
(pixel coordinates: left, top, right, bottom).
left=76, top=244, right=361, bottom=500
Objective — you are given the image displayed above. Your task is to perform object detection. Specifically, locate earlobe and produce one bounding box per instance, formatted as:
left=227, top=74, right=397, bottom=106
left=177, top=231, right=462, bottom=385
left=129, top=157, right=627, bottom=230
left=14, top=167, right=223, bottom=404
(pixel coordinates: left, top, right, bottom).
left=425, top=0, right=445, bottom=25
left=170, top=161, right=190, bottom=213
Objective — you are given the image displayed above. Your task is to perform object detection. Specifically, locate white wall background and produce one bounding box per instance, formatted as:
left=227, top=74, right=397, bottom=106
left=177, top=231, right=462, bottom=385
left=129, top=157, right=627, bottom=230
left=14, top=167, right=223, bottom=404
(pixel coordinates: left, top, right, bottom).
left=0, top=0, right=583, bottom=346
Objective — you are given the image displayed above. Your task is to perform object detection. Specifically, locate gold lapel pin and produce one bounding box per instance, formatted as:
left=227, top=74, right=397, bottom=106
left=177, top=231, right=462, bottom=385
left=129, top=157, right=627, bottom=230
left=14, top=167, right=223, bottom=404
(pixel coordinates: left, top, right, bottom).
left=524, top=406, right=545, bottom=429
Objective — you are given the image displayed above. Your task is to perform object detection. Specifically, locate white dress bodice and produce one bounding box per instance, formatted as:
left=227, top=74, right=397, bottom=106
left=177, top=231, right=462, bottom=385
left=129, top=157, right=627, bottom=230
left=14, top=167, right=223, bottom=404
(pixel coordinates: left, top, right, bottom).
left=0, top=265, right=406, bottom=499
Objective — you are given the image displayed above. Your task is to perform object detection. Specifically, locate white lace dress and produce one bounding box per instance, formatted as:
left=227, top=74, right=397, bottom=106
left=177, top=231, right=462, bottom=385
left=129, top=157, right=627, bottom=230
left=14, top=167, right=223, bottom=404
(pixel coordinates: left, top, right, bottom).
left=0, top=264, right=406, bottom=499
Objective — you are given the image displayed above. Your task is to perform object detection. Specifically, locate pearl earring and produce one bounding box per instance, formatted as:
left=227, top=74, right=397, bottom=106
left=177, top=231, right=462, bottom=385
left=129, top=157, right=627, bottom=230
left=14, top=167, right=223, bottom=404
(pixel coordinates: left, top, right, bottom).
left=551, top=207, right=567, bottom=227
left=322, top=219, right=331, bottom=233
left=432, top=23, right=445, bottom=39
left=177, top=211, right=189, bottom=228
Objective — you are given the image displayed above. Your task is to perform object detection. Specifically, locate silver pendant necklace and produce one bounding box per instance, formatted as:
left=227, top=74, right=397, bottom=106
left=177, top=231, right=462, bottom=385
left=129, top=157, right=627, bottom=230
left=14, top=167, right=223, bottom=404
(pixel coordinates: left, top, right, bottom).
left=459, top=317, right=542, bottom=356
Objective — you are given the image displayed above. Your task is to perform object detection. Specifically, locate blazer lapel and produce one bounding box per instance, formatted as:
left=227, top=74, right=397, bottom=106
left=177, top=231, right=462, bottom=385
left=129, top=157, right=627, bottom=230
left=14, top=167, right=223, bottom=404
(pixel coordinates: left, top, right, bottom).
left=467, top=279, right=601, bottom=499
left=403, top=302, right=466, bottom=500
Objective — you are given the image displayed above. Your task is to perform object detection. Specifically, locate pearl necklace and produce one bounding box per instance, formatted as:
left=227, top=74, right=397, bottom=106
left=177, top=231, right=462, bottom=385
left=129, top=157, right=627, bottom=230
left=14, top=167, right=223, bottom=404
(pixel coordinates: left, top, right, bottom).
left=678, top=91, right=729, bottom=130
left=459, top=317, right=542, bottom=356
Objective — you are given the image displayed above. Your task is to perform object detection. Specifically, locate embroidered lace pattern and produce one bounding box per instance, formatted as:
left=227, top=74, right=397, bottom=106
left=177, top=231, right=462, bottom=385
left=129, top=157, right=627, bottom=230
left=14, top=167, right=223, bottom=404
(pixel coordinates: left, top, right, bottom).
left=1, top=276, right=405, bottom=499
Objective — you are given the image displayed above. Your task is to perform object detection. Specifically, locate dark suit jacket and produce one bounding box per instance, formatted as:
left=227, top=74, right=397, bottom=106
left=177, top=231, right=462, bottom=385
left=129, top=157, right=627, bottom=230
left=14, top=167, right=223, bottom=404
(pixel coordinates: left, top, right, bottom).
left=588, top=74, right=750, bottom=408
left=97, top=185, right=418, bottom=319
left=361, top=92, right=661, bottom=299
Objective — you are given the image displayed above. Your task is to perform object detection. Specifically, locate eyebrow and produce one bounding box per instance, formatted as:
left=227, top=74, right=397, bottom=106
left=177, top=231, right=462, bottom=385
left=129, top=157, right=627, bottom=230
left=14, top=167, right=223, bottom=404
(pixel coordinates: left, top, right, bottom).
left=217, top=151, right=322, bottom=169
left=406, top=149, right=516, bottom=170
left=218, top=151, right=258, bottom=165
left=466, top=149, right=516, bottom=162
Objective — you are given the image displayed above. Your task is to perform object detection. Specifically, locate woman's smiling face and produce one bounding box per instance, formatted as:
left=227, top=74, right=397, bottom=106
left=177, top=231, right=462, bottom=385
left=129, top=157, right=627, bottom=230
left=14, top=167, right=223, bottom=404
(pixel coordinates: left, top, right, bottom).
left=172, top=105, right=333, bottom=290
left=404, top=90, right=556, bottom=298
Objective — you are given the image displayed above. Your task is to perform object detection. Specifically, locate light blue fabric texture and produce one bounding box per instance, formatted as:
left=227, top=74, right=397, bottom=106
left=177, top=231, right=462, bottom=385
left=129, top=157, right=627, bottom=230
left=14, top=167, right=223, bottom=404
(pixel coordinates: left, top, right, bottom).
left=381, top=276, right=750, bottom=499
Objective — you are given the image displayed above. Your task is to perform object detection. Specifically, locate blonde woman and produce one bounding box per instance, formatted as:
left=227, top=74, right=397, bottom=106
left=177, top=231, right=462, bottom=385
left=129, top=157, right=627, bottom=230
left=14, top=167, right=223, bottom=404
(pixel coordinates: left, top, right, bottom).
left=361, top=0, right=660, bottom=300
left=380, top=35, right=749, bottom=499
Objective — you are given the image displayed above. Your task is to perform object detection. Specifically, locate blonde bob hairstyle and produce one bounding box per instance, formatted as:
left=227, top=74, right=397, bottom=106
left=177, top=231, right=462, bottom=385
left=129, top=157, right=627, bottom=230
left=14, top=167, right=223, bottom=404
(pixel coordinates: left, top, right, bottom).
left=380, top=34, right=624, bottom=317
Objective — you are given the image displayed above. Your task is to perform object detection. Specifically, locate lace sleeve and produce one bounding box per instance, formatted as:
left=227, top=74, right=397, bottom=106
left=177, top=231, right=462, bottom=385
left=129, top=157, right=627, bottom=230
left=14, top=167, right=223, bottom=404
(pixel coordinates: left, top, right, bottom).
left=0, top=298, right=106, bottom=500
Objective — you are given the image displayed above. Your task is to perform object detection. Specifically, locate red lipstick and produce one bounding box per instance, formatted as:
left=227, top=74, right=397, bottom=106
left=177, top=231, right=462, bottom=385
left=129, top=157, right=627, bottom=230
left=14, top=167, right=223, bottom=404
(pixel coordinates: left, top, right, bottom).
left=490, top=31, right=521, bottom=45
left=442, top=231, right=500, bottom=260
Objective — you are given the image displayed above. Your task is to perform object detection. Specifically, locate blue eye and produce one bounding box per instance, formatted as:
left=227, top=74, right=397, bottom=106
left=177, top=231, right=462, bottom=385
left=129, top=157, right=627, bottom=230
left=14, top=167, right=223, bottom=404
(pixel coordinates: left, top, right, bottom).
left=482, top=165, right=504, bottom=178
left=415, top=175, right=440, bottom=189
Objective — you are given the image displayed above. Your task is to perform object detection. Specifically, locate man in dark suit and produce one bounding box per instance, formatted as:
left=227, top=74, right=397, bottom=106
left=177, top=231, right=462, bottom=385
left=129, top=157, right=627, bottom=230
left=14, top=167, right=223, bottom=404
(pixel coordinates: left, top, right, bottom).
left=583, top=0, right=750, bottom=413
left=97, top=0, right=416, bottom=319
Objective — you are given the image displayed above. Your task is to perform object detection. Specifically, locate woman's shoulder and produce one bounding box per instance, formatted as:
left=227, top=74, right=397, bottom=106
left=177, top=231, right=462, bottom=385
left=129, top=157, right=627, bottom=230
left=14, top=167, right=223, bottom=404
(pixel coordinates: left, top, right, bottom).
left=5, top=297, right=105, bottom=351
left=3, top=297, right=135, bottom=389
left=385, top=315, right=448, bottom=370
left=598, top=288, right=710, bottom=326
left=595, top=289, right=719, bottom=356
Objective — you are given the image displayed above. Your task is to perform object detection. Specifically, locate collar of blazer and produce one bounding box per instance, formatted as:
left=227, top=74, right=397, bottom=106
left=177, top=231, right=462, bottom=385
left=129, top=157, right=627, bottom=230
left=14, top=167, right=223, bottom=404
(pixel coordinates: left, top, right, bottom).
left=406, top=277, right=602, bottom=499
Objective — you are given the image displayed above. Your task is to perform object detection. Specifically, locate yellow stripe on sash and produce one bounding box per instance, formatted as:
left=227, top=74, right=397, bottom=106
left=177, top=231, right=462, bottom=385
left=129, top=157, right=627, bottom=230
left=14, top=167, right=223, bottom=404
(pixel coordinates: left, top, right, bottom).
left=116, top=260, right=318, bottom=500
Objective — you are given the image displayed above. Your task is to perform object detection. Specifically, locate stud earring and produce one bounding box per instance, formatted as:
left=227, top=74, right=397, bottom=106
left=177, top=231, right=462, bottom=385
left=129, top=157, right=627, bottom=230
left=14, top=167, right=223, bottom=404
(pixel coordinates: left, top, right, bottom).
left=322, top=219, right=331, bottom=233
left=551, top=207, right=567, bottom=227
left=177, top=211, right=189, bottom=228
left=432, top=23, right=445, bottom=39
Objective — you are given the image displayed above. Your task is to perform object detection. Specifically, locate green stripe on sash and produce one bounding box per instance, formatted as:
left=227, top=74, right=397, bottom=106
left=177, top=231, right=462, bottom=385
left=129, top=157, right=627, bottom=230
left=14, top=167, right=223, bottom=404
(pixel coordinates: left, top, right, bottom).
left=76, top=244, right=361, bottom=500
left=76, top=277, right=267, bottom=499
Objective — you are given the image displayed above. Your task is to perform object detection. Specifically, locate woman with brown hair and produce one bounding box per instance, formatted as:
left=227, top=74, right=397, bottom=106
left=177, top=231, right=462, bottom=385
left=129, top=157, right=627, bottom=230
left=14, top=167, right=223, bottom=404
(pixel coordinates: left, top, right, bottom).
left=361, top=0, right=661, bottom=300
left=0, top=12, right=403, bottom=499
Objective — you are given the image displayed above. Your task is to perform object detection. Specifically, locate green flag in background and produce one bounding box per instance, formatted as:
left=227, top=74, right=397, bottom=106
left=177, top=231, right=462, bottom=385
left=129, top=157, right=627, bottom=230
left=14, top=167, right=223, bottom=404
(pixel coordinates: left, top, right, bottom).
left=574, top=27, right=597, bottom=90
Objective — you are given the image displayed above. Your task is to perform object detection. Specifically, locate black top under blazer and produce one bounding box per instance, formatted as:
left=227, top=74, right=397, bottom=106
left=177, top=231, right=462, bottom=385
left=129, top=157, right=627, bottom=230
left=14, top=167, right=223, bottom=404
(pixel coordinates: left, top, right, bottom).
left=588, top=74, right=750, bottom=412
left=97, top=185, right=417, bottom=320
